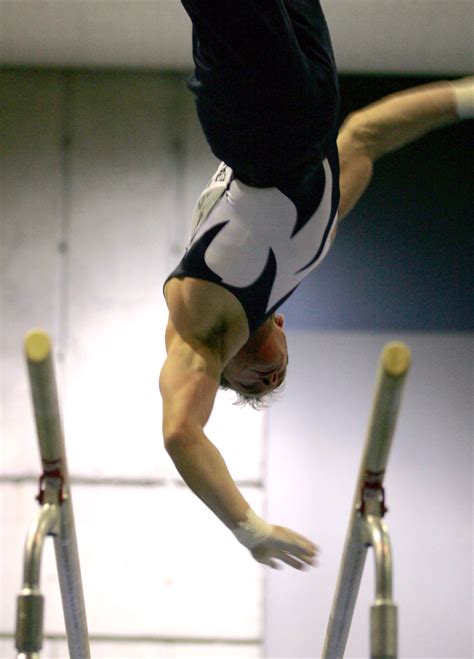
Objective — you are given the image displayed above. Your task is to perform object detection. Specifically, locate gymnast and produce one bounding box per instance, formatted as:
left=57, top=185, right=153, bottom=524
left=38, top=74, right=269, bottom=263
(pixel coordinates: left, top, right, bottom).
left=160, top=1, right=473, bottom=570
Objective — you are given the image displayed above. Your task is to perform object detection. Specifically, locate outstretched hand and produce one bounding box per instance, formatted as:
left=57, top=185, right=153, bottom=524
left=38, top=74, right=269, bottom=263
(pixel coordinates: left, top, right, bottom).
left=250, top=524, right=319, bottom=570
left=232, top=508, right=319, bottom=570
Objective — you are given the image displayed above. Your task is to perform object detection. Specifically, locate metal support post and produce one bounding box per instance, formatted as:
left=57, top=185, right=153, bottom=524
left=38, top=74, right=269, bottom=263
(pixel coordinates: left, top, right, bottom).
left=364, top=515, right=397, bottom=659
left=15, top=504, right=60, bottom=658
left=322, top=341, right=411, bottom=659
left=15, top=330, right=90, bottom=659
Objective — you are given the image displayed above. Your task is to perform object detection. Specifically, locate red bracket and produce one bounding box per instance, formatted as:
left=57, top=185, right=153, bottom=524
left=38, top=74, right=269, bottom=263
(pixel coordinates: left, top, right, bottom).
left=357, top=469, right=388, bottom=517
left=36, top=460, right=66, bottom=505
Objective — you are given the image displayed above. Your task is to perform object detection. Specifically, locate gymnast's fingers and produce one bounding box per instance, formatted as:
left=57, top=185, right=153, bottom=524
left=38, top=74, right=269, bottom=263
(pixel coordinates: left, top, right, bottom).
left=274, top=550, right=306, bottom=570
left=250, top=547, right=281, bottom=570
left=272, top=525, right=319, bottom=558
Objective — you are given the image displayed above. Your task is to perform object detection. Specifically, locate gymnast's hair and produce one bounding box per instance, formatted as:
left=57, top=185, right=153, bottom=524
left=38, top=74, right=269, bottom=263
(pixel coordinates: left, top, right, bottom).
left=219, top=373, right=284, bottom=410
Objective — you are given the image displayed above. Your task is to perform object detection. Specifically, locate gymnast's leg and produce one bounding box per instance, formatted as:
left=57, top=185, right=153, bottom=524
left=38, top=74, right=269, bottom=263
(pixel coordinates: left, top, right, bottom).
left=180, top=0, right=340, bottom=185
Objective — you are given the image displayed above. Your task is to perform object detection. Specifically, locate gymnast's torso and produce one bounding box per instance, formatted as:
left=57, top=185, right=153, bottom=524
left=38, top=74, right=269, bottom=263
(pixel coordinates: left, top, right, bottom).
left=165, top=144, right=340, bottom=334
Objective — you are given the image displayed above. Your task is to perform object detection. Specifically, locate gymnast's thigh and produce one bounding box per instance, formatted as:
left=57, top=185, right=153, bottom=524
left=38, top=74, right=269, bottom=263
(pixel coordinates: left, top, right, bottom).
left=181, top=0, right=313, bottom=84
left=181, top=0, right=339, bottom=185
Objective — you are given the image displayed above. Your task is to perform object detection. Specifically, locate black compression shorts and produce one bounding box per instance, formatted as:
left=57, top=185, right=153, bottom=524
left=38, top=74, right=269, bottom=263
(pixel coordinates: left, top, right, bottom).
left=181, top=0, right=340, bottom=186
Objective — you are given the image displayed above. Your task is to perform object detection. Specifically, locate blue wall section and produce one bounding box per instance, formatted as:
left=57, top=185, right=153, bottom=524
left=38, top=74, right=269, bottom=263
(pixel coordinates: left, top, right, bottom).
left=282, top=76, right=473, bottom=331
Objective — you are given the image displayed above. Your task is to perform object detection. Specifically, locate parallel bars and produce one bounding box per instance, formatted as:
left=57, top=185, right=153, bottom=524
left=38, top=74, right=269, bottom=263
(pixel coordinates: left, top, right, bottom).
left=15, top=330, right=90, bottom=658
left=14, top=333, right=409, bottom=658
left=322, top=341, right=411, bottom=659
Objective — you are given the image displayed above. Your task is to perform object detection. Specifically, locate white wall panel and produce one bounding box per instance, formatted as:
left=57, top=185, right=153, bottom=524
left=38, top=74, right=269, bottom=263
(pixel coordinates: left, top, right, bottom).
left=1, top=70, right=266, bottom=655
left=1, top=483, right=263, bottom=638
left=65, top=72, right=179, bottom=303
left=0, top=637, right=261, bottom=659
left=61, top=290, right=264, bottom=482
left=1, top=0, right=472, bottom=74
left=57, top=72, right=264, bottom=481
left=175, top=97, right=220, bottom=254
left=324, top=0, right=473, bottom=74
left=0, top=71, right=64, bottom=474
left=265, top=331, right=473, bottom=659
left=0, top=70, right=265, bottom=481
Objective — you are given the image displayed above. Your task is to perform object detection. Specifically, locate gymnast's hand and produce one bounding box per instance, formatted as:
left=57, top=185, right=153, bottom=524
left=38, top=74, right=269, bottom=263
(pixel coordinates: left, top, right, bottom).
left=232, top=509, right=318, bottom=570
left=251, top=525, right=319, bottom=570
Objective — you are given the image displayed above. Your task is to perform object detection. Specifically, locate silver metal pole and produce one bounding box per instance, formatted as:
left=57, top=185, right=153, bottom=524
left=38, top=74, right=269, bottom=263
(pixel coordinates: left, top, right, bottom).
left=23, top=329, right=91, bottom=659
left=365, top=515, right=397, bottom=659
left=322, top=341, right=411, bottom=659
left=16, top=504, right=60, bottom=658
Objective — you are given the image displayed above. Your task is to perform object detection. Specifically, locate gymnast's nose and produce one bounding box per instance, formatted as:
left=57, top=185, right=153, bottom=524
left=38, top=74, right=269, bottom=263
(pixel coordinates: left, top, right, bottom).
left=262, top=370, right=279, bottom=387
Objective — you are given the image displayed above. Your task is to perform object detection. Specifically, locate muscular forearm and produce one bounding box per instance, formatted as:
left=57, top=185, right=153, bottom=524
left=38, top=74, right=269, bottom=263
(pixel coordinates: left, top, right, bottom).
left=166, top=429, right=317, bottom=567
left=344, top=79, right=463, bottom=161
left=336, top=77, right=472, bottom=221
left=165, top=427, right=250, bottom=530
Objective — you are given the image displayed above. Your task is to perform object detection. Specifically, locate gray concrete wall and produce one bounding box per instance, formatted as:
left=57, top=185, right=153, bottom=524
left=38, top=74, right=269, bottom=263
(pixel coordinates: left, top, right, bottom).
left=0, top=70, right=263, bottom=658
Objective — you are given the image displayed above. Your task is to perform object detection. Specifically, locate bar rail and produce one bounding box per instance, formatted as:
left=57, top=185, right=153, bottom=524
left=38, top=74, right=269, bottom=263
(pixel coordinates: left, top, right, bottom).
left=322, top=341, right=411, bottom=659
left=16, top=329, right=91, bottom=659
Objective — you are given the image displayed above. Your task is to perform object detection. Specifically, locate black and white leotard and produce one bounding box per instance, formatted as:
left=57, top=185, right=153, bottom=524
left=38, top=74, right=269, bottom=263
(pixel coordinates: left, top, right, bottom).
left=166, top=1, right=341, bottom=332
left=166, top=147, right=339, bottom=333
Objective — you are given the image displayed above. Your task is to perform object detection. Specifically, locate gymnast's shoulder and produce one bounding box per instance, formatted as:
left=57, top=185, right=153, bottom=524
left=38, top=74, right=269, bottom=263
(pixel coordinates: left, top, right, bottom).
left=164, top=276, right=250, bottom=358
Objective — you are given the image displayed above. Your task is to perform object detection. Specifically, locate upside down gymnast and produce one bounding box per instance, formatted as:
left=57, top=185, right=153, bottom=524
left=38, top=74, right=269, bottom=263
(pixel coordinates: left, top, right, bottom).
left=160, top=0, right=473, bottom=570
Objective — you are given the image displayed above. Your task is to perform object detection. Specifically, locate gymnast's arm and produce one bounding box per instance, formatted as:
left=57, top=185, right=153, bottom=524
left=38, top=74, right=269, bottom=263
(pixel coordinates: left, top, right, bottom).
left=336, top=78, right=468, bottom=221
left=160, top=319, right=317, bottom=569
left=160, top=321, right=250, bottom=529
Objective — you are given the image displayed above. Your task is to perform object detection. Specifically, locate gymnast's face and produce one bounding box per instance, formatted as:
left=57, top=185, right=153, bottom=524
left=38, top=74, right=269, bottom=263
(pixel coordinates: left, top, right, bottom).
left=224, top=314, right=288, bottom=395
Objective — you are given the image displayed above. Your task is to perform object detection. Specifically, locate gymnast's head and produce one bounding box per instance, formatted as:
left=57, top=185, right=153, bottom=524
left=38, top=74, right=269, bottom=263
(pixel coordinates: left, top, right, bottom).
left=220, top=313, right=288, bottom=409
